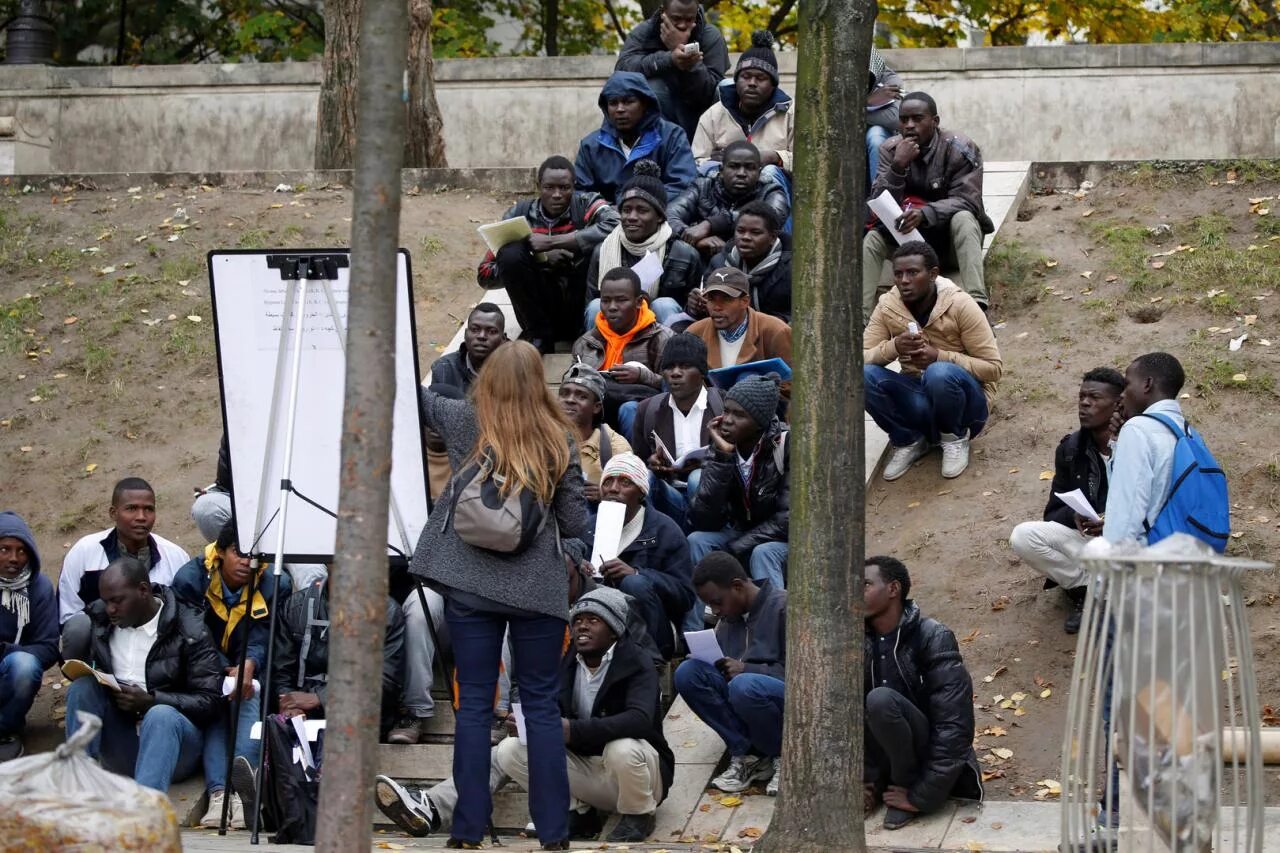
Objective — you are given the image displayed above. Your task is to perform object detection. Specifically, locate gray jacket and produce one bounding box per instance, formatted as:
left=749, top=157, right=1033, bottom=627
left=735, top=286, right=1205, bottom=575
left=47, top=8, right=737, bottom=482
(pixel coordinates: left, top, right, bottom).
left=714, top=579, right=786, bottom=680
left=410, top=388, right=591, bottom=621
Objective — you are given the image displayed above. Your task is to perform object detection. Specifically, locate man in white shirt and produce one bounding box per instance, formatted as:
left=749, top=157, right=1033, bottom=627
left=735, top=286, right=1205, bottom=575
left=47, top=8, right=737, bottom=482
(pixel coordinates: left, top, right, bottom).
left=63, top=557, right=222, bottom=792
left=59, top=477, right=190, bottom=662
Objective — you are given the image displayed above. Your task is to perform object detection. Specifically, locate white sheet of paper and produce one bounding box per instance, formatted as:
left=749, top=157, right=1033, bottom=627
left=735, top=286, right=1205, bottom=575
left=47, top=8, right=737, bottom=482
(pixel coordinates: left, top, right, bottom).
left=590, top=501, right=628, bottom=570
left=476, top=217, right=533, bottom=253
left=221, top=676, right=262, bottom=698
left=867, top=190, right=925, bottom=245
left=631, top=251, right=664, bottom=297
left=1054, top=488, right=1101, bottom=523
left=250, top=719, right=326, bottom=742
left=510, top=701, right=527, bottom=745
left=683, top=629, right=726, bottom=665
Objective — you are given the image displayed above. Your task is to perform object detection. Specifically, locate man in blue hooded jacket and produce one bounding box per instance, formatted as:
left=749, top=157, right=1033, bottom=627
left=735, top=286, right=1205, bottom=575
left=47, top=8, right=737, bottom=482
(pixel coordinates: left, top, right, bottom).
left=0, top=510, right=60, bottom=761
left=575, top=71, right=697, bottom=206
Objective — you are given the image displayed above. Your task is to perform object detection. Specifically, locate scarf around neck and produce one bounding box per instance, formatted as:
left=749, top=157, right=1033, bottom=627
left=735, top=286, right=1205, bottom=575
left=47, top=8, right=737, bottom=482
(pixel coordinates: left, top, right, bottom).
left=595, top=302, right=658, bottom=370
left=729, top=239, right=783, bottom=310
left=597, top=223, right=674, bottom=296
left=0, top=568, right=33, bottom=638
left=618, top=507, right=646, bottom=554
left=203, top=543, right=269, bottom=654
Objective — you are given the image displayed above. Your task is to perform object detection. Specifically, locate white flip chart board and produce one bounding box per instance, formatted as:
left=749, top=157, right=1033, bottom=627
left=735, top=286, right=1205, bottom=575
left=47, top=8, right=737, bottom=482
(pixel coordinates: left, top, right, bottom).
left=208, top=249, right=429, bottom=563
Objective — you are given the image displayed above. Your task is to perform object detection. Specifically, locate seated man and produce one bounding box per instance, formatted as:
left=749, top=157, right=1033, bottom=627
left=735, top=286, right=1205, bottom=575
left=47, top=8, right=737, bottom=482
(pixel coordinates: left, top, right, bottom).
left=585, top=160, right=703, bottom=329
left=686, top=267, right=792, bottom=373
left=667, top=141, right=789, bottom=260
left=863, top=91, right=993, bottom=315
left=171, top=521, right=292, bottom=827
left=674, top=552, right=785, bottom=796
left=572, top=267, right=675, bottom=428
left=0, top=511, right=59, bottom=761
left=615, top=0, right=728, bottom=140
left=585, top=454, right=695, bottom=660
left=575, top=71, right=697, bottom=205
left=863, top=556, right=981, bottom=830
left=496, top=587, right=675, bottom=843
left=631, top=334, right=724, bottom=531
left=60, top=477, right=190, bottom=663
left=477, top=160, right=618, bottom=351
left=864, top=242, right=1001, bottom=482
left=559, top=362, right=633, bottom=504
left=691, top=32, right=793, bottom=176
left=705, top=201, right=792, bottom=322
left=64, top=557, right=222, bottom=792
left=865, top=48, right=904, bottom=189
left=688, top=374, right=789, bottom=590
left=1010, top=368, right=1122, bottom=634
left=272, top=576, right=406, bottom=741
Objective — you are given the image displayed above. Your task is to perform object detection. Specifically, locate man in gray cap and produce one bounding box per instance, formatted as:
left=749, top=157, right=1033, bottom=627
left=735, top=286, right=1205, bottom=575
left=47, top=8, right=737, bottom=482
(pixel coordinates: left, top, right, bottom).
left=687, top=373, right=790, bottom=588
left=560, top=361, right=634, bottom=503
left=494, top=587, right=675, bottom=844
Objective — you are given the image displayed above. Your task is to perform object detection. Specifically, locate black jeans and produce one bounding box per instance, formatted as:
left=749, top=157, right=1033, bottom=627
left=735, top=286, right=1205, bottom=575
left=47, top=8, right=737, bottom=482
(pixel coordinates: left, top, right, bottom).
left=494, top=242, right=586, bottom=343
left=864, top=686, right=930, bottom=789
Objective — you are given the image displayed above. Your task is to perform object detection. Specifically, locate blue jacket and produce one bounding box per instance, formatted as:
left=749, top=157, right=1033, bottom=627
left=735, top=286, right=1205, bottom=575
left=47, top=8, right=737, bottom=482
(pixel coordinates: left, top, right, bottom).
left=0, top=511, right=59, bottom=671
left=171, top=552, right=292, bottom=673
left=575, top=71, right=697, bottom=204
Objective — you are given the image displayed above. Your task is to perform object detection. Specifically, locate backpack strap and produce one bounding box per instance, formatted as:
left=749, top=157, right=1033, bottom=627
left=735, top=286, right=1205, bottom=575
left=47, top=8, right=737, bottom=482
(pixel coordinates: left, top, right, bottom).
left=598, top=424, right=613, bottom=470
left=1137, top=411, right=1186, bottom=437
left=772, top=429, right=789, bottom=473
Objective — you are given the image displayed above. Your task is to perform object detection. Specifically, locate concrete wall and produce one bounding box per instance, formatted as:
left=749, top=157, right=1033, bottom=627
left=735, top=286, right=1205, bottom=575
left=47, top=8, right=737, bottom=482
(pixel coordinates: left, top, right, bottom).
left=0, top=43, right=1277, bottom=174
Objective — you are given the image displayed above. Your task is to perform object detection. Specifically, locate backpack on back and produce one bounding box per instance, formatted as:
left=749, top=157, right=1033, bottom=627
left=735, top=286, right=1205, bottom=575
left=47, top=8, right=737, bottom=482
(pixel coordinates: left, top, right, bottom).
left=445, top=450, right=548, bottom=554
left=1139, top=413, right=1230, bottom=553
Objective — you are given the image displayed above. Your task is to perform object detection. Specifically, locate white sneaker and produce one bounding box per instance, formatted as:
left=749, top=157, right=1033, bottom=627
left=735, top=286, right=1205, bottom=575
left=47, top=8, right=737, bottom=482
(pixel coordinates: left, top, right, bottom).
left=199, top=789, right=245, bottom=829
left=711, top=755, right=773, bottom=793
left=939, top=431, right=971, bottom=479
left=883, top=438, right=929, bottom=481
left=766, top=758, right=781, bottom=796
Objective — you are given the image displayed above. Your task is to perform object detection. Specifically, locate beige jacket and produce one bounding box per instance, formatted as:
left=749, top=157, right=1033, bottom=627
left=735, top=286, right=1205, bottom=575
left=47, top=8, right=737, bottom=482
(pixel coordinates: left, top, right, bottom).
left=692, top=99, right=795, bottom=172
left=864, top=279, right=1003, bottom=405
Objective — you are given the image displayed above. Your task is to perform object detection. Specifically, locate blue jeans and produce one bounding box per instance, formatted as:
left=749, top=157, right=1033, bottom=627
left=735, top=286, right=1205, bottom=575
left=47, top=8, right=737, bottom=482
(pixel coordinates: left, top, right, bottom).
left=584, top=296, right=682, bottom=332
left=760, top=165, right=794, bottom=235
left=445, top=598, right=568, bottom=845
left=863, top=362, right=988, bottom=447
left=65, top=679, right=203, bottom=792
left=866, top=125, right=892, bottom=188
left=0, top=651, right=45, bottom=735
left=202, top=693, right=261, bottom=793
left=618, top=401, right=639, bottom=444
left=673, top=660, right=784, bottom=757
left=648, top=469, right=702, bottom=533
left=616, top=569, right=694, bottom=660
left=688, top=528, right=788, bottom=590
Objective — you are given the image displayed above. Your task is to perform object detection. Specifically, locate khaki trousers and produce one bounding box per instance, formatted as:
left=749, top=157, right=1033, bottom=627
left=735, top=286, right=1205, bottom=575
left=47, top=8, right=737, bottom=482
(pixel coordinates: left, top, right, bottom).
left=1010, top=520, right=1092, bottom=590
left=495, top=736, right=664, bottom=815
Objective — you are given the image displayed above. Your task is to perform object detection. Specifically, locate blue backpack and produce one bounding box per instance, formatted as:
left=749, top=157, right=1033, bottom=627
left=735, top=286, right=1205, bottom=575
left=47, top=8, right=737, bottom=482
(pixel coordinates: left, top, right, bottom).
left=1140, top=413, right=1230, bottom=552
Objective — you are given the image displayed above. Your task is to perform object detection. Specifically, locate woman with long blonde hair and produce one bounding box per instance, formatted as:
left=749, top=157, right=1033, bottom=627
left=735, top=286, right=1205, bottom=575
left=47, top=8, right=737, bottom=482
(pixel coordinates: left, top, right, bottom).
left=409, top=340, right=588, bottom=850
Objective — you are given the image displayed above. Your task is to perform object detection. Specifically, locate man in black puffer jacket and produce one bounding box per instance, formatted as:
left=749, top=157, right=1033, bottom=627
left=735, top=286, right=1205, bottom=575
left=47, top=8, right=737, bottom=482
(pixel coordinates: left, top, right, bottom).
left=862, top=556, right=982, bottom=831
left=64, top=557, right=223, bottom=792
left=667, top=141, right=790, bottom=259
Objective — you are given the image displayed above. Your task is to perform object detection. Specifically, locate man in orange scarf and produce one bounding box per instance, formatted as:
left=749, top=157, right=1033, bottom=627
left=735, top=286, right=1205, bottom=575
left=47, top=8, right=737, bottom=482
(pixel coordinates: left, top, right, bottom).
left=571, top=266, right=674, bottom=430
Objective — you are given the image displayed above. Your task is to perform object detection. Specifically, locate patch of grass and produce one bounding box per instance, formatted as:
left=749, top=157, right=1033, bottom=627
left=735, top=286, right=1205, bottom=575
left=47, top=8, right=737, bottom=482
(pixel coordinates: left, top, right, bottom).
left=163, top=327, right=200, bottom=358
left=56, top=502, right=98, bottom=533
left=420, top=236, right=445, bottom=256
left=0, top=294, right=41, bottom=353
left=32, top=383, right=55, bottom=400
left=236, top=228, right=273, bottom=249
left=1082, top=298, right=1118, bottom=325
left=83, top=341, right=111, bottom=382
left=985, top=239, right=1045, bottom=307
left=160, top=255, right=202, bottom=282
left=1256, top=217, right=1280, bottom=238
left=1190, top=212, right=1232, bottom=248
left=43, top=247, right=79, bottom=271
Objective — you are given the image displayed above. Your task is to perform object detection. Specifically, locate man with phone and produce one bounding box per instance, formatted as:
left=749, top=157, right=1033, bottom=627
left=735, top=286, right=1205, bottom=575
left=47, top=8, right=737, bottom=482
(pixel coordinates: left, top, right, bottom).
left=615, top=0, right=729, bottom=139
left=1009, top=368, right=1123, bottom=633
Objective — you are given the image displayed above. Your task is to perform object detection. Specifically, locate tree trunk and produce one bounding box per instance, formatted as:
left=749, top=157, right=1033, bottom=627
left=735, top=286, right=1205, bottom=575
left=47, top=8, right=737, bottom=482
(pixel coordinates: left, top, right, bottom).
left=313, top=0, right=407, bottom=847
left=544, top=0, right=560, bottom=55
left=405, top=0, right=449, bottom=167
left=315, top=0, right=361, bottom=169
left=752, top=0, right=875, bottom=850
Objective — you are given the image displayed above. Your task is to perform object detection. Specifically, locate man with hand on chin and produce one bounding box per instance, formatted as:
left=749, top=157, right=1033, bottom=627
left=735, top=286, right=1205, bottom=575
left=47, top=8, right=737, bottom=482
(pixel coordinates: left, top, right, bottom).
left=864, top=241, right=1001, bottom=482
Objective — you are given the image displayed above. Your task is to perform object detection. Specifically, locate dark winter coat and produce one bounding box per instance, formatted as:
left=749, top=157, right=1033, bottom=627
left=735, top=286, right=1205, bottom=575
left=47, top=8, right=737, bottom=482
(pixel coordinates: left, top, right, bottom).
left=871, top=129, right=994, bottom=232
left=559, top=633, right=676, bottom=801
left=476, top=193, right=619, bottom=285
left=585, top=235, right=703, bottom=307
left=271, top=579, right=406, bottom=734
left=574, top=72, right=698, bottom=204
left=0, top=511, right=59, bottom=671
left=571, top=318, right=674, bottom=390
left=615, top=7, right=729, bottom=117
left=708, top=238, right=793, bottom=322
left=666, top=175, right=790, bottom=241
left=630, top=387, right=724, bottom=468
left=586, top=508, right=695, bottom=623
left=1043, top=429, right=1109, bottom=529
left=171, top=553, right=292, bottom=673
left=688, top=419, right=789, bottom=557
left=84, top=584, right=224, bottom=728
left=429, top=343, right=483, bottom=393
left=863, top=601, right=982, bottom=811
left=714, top=579, right=786, bottom=680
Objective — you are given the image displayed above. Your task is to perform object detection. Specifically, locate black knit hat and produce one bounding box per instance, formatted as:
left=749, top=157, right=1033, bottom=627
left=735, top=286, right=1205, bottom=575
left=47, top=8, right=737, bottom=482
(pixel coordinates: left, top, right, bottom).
left=660, top=332, right=710, bottom=376
left=619, top=160, right=667, bottom=216
left=726, top=372, right=782, bottom=429
left=736, top=30, right=779, bottom=85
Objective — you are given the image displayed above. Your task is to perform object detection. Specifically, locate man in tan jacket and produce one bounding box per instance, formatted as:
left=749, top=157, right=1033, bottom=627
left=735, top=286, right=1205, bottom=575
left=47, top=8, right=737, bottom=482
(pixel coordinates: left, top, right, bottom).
left=864, top=241, right=1001, bottom=481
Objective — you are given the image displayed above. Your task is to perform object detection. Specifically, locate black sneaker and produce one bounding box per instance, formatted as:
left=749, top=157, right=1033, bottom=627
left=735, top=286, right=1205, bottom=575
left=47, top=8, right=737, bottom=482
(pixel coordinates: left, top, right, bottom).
left=374, top=774, right=441, bottom=837
left=0, top=735, right=23, bottom=762
left=884, top=806, right=917, bottom=830
left=567, top=807, right=604, bottom=840
left=1064, top=586, right=1088, bottom=634
left=607, top=812, right=656, bottom=843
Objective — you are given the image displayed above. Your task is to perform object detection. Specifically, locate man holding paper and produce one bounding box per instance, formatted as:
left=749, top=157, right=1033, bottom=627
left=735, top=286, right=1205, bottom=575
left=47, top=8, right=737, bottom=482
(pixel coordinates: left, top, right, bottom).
left=862, top=91, right=993, bottom=317
left=1009, top=368, right=1122, bottom=634
left=673, top=552, right=786, bottom=796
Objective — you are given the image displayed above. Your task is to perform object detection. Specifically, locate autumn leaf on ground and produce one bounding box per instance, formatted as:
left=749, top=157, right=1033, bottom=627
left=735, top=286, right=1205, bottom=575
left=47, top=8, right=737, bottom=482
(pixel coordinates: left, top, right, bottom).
left=964, top=840, right=986, bottom=851
left=738, top=827, right=763, bottom=839
left=982, top=665, right=1008, bottom=683
left=1040, top=688, right=1053, bottom=698
left=1039, top=470, right=1053, bottom=480
left=719, top=795, right=743, bottom=807
left=699, top=804, right=712, bottom=812
left=980, top=769, right=1005, bottom=782
left=991, top=595, right=1010, bottom=612
left=961, top=815, right=978, bottom=824
left=961, top=628, right=980, bottom=643
left=1034, top=675, right=1053, bottom=689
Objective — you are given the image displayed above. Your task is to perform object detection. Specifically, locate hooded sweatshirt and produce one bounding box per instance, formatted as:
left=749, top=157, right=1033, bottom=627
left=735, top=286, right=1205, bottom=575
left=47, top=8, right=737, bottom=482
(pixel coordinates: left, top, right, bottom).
left=615, top=6, right=729, bottom=116
left=0, top=511, right=60, bottom=671
left=574, top=71, right=698, bottom=205
left=692, top=80, right=795, bottom=172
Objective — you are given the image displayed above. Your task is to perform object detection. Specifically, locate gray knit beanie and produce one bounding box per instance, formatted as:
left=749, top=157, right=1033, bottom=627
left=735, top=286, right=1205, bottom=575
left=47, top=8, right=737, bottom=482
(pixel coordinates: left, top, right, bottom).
left=570, top=586, right=630, bottom=638
left=725, top=372, right=782, bottom=429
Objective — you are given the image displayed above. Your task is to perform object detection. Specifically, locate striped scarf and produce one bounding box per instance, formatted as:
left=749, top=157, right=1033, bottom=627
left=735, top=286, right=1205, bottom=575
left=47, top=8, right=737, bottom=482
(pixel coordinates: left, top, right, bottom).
left=0, top=568, right=32, bottom=638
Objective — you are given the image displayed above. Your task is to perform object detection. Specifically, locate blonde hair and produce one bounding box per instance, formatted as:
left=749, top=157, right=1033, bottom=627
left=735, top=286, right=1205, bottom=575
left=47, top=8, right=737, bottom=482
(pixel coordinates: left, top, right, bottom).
left=469, top=341, right=574, bottom=504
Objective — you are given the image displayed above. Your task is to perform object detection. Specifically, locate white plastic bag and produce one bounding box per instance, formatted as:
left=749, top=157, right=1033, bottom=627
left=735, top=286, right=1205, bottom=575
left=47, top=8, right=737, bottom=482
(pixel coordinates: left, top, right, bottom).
left=0, top=712, right=181, bottom=851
